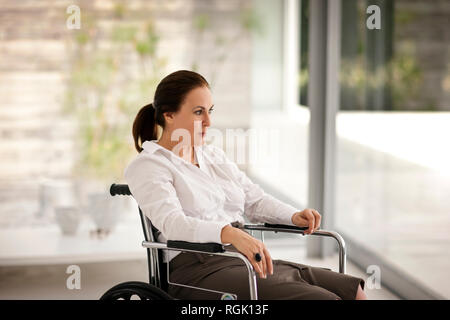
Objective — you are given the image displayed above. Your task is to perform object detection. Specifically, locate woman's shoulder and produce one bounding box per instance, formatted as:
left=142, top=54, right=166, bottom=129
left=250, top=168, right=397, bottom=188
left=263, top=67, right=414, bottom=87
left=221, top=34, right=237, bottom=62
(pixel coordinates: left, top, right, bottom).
left=124, top=150, right=172, bottom=181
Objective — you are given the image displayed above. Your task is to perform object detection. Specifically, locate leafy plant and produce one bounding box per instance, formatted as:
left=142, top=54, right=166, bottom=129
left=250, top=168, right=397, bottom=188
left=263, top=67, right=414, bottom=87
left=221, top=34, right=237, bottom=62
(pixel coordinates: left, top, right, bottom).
left=63, top=6, right=166, bottom=184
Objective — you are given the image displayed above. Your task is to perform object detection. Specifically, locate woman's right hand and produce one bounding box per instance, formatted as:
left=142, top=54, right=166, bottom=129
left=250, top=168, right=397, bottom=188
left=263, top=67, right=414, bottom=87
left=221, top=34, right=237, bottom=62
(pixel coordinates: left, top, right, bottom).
left=221, top=225, right=273, bottom=279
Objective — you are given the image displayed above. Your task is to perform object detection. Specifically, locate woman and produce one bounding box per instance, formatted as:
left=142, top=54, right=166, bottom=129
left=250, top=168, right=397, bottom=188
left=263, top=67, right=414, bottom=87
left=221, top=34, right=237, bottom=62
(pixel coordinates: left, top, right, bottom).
left=124, top=70, right=367, bottom=300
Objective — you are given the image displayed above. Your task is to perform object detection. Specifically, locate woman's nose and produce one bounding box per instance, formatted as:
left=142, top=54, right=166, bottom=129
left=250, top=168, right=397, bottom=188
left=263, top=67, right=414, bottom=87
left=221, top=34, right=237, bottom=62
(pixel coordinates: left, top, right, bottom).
left=203, top=112, right=211, bottom=127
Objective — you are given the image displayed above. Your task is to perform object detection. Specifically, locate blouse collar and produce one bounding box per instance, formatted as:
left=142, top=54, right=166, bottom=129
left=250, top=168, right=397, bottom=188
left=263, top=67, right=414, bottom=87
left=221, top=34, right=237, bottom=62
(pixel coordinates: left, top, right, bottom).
left=142, top=140, right=204, bottom=154
left=142, top=140, right=165, bottom=155
left=142, top=140, right=206, bottom=168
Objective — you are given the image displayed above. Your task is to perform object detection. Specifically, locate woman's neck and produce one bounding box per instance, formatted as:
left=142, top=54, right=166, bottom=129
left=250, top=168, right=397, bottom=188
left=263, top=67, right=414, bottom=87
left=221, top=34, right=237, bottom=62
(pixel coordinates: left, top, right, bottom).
left=157, top=134, right=197, bottom=165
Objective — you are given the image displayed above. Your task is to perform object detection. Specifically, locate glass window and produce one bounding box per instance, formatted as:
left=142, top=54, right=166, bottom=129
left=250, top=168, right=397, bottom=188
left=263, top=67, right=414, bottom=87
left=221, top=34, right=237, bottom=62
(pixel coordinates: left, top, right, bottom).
left=335, top=0, right=450, bottom=298
left=249, top=0, right=309, bottom=210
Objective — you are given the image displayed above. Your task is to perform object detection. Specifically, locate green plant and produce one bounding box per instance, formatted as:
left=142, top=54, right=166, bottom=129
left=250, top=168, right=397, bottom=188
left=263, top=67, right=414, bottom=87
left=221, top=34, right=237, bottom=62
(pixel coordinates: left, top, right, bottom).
left=339, top=50, right=424, bottom=110
left=63, top=7, right=166, bottom=184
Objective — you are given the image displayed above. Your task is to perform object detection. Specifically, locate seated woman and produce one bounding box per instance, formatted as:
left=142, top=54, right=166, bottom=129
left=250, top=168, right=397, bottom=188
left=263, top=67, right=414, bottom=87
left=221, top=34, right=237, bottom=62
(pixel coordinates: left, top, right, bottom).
left=124, top=70, right=366, bottom=300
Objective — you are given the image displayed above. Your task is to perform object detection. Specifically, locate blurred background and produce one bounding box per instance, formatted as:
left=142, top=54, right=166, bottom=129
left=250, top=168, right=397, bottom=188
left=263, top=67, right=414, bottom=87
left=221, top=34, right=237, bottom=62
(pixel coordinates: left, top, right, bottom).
left=0, top=0, right=449, bottom=300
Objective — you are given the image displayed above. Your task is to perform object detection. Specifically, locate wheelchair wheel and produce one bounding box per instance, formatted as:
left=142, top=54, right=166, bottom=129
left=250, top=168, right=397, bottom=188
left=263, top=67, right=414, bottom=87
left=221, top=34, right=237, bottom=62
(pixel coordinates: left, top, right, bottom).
left=100, top=281, right=174, bottom=300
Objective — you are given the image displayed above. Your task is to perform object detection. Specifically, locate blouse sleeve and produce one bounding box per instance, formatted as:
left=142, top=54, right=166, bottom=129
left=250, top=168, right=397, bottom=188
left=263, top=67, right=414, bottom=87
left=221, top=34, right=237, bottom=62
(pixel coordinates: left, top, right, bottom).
left=124, top=157, right=230, bottom=244
left=212, top=146, right=299, bottom=226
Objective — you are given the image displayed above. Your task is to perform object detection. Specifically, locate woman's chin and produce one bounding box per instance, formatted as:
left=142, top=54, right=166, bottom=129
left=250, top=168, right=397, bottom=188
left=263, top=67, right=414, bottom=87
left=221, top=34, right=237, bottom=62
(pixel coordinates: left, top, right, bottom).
left=193, top=137, right=205, bottom=146
left=195, top=134, right=206, bottom=145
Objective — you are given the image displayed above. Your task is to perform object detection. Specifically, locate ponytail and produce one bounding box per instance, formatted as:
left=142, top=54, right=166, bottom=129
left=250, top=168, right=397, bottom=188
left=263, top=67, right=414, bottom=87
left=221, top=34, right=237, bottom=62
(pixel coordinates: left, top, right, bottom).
left=132, top=103, right=158, bottom=153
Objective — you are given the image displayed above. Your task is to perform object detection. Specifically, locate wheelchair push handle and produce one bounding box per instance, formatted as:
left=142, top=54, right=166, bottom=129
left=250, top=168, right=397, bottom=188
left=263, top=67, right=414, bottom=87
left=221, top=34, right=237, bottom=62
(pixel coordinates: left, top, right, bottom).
left=110, top=183, right=131, bottom=196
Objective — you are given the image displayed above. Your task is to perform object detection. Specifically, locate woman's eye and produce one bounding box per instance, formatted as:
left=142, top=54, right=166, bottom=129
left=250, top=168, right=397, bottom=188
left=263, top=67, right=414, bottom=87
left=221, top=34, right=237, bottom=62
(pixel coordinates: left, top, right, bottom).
left=194, top=108, right=213, bottom=115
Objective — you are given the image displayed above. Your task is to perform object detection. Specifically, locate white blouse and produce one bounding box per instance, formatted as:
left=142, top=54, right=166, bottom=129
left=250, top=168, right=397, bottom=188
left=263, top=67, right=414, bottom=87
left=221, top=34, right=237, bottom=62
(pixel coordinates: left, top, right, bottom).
left=124, top=140, right=299, bottom=263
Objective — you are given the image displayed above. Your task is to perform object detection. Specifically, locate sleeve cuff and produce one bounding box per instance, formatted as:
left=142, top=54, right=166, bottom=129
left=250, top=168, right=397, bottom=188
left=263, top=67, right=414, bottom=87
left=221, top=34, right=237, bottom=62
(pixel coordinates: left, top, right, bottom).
left=275, top=204, right=298, bottom=226
left=195, top=220, right=231, bottom=244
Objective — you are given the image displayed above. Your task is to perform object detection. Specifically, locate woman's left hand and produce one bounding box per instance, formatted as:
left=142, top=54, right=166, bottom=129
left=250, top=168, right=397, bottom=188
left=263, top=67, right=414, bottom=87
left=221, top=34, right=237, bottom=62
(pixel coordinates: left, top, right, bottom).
left=291, top=208, right=322, bottom=235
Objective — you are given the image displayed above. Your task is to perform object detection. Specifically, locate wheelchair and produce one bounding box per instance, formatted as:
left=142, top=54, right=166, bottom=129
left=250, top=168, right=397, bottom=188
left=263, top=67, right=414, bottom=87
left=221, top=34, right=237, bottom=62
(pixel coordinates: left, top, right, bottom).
left=100, top=183, right=347, bottom=300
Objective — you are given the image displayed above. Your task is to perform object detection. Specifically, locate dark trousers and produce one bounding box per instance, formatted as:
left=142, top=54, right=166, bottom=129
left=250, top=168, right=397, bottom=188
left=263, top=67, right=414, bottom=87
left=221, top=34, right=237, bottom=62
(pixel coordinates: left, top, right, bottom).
left=168, top=244, right=365, bottom=300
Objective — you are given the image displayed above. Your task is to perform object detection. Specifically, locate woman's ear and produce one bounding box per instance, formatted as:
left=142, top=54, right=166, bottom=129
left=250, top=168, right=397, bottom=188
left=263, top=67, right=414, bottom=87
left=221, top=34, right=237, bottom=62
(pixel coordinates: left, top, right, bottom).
left=162, top=111, right=175, bottom=124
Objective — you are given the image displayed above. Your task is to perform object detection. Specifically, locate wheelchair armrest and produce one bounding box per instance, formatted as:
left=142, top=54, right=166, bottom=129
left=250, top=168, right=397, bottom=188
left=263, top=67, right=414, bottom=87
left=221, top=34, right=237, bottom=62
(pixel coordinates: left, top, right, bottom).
left=242, top=223, right=347, bottom=274
left=242, top=223, right=308, bottom=232
left=166, top=240, right=225, bottom=253
left=263, top=223, right=308, bottom=231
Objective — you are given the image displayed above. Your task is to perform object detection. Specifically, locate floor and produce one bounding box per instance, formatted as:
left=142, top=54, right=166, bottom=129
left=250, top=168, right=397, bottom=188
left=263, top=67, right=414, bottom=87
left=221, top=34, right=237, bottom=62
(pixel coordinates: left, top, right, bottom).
left=263, top=238, right=400, bottom=300
left=0, top=239, right=400, bottom=300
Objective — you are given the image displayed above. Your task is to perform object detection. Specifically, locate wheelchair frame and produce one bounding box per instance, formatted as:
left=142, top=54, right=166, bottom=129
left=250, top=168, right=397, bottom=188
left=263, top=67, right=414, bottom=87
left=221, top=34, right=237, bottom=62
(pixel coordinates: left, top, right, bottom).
left=110, top=183, right=347, bottom=300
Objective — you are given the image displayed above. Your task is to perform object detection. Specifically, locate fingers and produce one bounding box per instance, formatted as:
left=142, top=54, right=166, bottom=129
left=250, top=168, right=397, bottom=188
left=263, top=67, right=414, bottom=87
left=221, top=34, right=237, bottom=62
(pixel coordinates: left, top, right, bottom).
left=260, top=251, right=267, bottom=278
left=306, top=209, right=321, bottom=234
left=312, top=209, right=321, bottom=231
left=236, top=231, right=273, bottom=279
left=250, top=255, right=263, bottom=277
left=237, top=231, right=268, bottom=279
left=246, top=248, right=264, bottom=279
left=300, top=209, right=322, bottom=234
left=263, top=246, right=273, bottom=276
left=252, top=257, right=265, bottom=279
left=248, top=243, right=272, bottom=279
left=304, top=210, right=315, bottom=234
left=256, top=245, right=272, bottom=279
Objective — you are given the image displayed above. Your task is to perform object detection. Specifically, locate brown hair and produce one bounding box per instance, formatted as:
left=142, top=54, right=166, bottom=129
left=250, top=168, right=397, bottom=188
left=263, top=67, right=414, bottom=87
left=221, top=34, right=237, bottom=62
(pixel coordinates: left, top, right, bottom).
left=132, top=70, right=210, bottom=153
